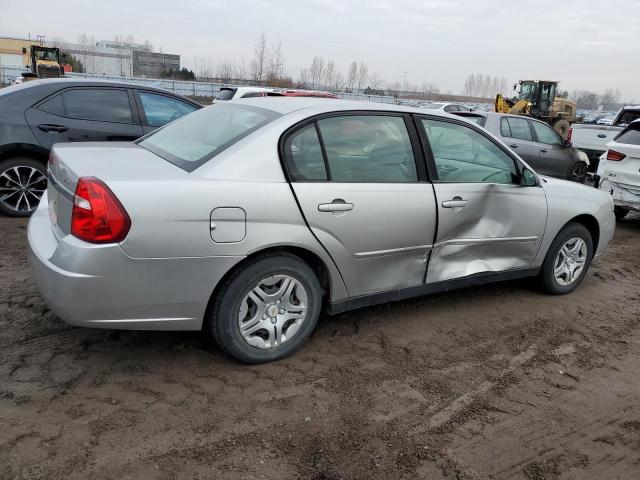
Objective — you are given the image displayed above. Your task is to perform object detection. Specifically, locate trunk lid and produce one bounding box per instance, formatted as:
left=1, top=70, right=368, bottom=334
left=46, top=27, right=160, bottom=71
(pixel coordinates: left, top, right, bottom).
left=600, top=141, right=640, bottom=188
left=48, top=142, right=188, bottom=237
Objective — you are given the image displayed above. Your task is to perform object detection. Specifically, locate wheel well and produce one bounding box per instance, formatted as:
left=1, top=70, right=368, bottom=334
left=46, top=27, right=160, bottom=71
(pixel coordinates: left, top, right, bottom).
left=0, top=144, right=48, bottom=166
left=569, top=214, right=600, bottom=253
left=202, top=246, right=332, bottom=329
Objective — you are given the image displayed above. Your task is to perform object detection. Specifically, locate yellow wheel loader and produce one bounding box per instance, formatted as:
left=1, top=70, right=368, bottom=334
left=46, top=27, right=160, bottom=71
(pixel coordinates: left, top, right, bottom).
left=495, top=80, right=580, bottom=139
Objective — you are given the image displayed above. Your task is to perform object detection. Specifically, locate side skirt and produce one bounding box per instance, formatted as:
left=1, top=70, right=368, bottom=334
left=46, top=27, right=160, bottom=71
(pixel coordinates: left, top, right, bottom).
left=326, top=267, right=540, bottom=315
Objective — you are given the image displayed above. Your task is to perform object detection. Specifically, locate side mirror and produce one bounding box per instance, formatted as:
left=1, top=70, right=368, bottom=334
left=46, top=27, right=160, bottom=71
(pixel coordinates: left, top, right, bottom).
left=563, top=139, right=572, bottom=148
left=521, top=168, right=538, bottom=187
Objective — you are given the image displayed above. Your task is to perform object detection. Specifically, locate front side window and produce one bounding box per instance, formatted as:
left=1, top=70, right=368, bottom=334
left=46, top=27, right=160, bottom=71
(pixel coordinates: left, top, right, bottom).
left=139, top=91, right=198, bottom=127
left=139, top=103, right=280, bottom=171
left=531, top=121, right=562, bottom=146
left=63, top=88, right=133, bottom=123
left=422, top=119, right=518, bottom=184
left=501, top=117, right=533, bottom=141
left=315, top=115, right=418, bottom=183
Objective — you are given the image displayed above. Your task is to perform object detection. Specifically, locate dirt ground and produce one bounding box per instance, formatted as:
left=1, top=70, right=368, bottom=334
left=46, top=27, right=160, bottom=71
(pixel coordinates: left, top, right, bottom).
left=1, top=213, right=639, bottom=480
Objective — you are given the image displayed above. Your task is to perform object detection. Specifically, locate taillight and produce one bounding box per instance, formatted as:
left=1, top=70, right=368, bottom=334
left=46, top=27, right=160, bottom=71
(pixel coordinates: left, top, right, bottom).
left=567, top=127, right=572, bottom=142
left=71, top=177, right=131, bottom=243
left=606, top=150, right=626, bottom=161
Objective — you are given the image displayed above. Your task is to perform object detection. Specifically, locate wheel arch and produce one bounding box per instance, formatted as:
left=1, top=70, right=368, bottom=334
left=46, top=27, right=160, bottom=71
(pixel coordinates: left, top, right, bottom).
left=0, top=143, right=49, bottom=165
left=566, top=214, right=600, bottom=254
left=203, top=245, right=336, bottom=329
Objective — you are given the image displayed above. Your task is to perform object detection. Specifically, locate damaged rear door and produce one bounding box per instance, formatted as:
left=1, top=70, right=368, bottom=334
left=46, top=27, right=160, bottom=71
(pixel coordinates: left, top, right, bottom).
left=282, top=113, right=437, bottom=297
left=418, top=117, right=547, bottom=283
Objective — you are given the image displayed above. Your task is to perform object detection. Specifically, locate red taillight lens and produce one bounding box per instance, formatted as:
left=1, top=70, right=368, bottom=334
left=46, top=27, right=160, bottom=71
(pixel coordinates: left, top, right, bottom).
left=606, top=150, right=626, bottom=161
left=567, top=127, right=573, bottom=142
left=71, top=177, right=131, bottom=243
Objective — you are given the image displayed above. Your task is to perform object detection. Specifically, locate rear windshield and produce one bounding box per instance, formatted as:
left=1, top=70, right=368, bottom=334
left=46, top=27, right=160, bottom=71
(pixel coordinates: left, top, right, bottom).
left=616, top=110, right=640, bottom=127
left=462, top=115, right=486, bottom=126
left=423, top=103, right=444, bottom=109
left=215, top=88, right=236, bottom=101
left=614, top=124, right=640, bottom=145
left=138, top=103, right=280, bottom=171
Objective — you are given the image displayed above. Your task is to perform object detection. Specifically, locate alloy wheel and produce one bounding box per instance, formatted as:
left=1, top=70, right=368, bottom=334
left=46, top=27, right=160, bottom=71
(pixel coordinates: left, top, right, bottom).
left=238, top=275, right=308, bottom=349
left=553, top=237, right=588, bottom=286
left=0, top=165, right=47, bottom=214
left=570, top=163, right=588, bottom=184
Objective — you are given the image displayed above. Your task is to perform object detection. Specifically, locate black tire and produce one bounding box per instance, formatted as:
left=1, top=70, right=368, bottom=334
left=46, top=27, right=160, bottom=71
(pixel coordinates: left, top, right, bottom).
left=0, top=157, right=47, bottom=217
left=569, top=162, right=588, bottom=184
left=539, top=222, right=593, bottom=295
left=208, top=253, right=322, bottom=364
left=614, top=207, right=629, bottom=221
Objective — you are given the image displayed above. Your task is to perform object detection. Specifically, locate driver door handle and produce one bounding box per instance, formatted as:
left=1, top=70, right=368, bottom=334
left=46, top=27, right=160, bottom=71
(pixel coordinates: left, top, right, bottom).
left=442, top=197, right=469, bottom=209
left=38, top=124, right=68, bottom=133
left=318, top=199, right=354, bottom=212
left=509, top=144, right=519, bottom=148
left=540, top=148, right=548, bottom=153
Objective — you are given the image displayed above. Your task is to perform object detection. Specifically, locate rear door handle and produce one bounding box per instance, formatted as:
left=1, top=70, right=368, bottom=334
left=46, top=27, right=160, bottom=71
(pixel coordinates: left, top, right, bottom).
left=38, top=124, right=68, bottom=133
left=318, top=199, right=354, bottom=212
left=509, top=144, right=519, bottom=148
left=540, top=148, right=548, bottom=153
left=442, top=197, right=468, bottom=209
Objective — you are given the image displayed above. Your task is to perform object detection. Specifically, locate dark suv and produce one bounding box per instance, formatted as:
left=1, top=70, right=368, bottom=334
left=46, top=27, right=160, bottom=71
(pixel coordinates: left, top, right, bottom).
left=0, top=79, right=201, bottom=216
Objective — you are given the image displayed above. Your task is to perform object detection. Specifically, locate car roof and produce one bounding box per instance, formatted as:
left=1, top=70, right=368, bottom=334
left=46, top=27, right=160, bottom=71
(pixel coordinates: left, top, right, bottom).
left=233, top=97, right=462, bottom=117
left=0, top=78, right=200, bottom=103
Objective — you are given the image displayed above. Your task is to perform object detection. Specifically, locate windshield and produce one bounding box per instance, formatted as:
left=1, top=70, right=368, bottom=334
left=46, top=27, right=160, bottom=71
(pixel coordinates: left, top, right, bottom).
left=138, top=103, right=280, bottom=171
left=34, top=49, right=59, bottom=62
left=519, top=82, right=536, bottom=100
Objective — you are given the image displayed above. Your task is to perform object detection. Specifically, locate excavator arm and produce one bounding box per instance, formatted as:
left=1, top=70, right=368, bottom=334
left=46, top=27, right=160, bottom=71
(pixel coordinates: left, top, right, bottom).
left=495, top=94, right=530, bottom=115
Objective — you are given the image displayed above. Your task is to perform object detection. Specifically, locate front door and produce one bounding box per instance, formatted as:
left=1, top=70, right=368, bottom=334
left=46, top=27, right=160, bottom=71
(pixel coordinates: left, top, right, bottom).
left=418, top=117, right=548, bottom=283
left=498, top=116, right=541, bottom=169
left=26, top=87, right=143, bottom=150
left=283, top=114, right=437, bottom=297
left=531, top=120, right=573, bottom=178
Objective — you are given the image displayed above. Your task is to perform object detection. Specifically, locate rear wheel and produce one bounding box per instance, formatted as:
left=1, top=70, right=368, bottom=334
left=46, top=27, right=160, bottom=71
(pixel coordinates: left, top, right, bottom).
left=539, top=223, right=593, bottom=295
left=614, top=207, right=629, bottom=221
left=0, top=158, right=47, bottom=217
left=208, top=253, right=322, bottom=363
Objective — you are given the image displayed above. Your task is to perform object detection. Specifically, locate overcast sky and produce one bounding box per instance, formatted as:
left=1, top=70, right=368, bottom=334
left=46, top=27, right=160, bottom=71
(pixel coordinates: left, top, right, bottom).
left=2, top=0, right=639, bottom=99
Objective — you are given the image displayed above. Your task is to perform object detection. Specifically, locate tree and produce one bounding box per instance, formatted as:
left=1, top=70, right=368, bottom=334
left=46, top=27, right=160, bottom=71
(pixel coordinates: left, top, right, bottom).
left=161, top=67, right=195, bottom=81
left=250, top=32, right=267, bottom=83
left=309, top=56, right=325, bottom=88
left=346, top=61, right=358, bottom=92
left=265, top=41, right=284, bottom=86
left=356, top=62, right=368, bottom=92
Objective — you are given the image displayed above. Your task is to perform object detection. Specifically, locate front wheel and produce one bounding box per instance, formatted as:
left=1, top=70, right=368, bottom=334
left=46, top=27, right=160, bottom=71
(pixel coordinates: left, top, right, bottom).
left=569, top=162, right=588, bottom=184
left=0, top=157, right=47, bottom=217
left=539, top=223, right=593, bottom=295
left=208, top=253, right=322, bottom=363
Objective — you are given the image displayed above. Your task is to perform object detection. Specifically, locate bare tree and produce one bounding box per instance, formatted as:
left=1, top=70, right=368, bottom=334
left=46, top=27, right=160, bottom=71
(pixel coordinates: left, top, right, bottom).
left=266, top=41, right=284, bottom=86
left=217, top=58, right=237, bottom=83
left=346, top=61, right=358, bottom=92
left=356, top=62, right=368, bottom=92
left=77, top=34, right=97, bottom=74
left=250, top=32, right=267, bottom=83
left=298, top=68, right=310, bottom=88
left=309, top=56, right=325, bottom=88
left=323, top=59, right=335, bottom=90
left=368, top=72, right=385, bottom=91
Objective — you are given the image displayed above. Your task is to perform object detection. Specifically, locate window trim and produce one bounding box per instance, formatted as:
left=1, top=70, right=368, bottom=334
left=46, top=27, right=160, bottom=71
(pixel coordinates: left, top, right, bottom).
left=501, top=116, right=535, bottom=142
left=278, top=111, right=428, bottom=184
left=133, top=89, right=200, bottom=127
left=415, top=114, right=524, bottom=184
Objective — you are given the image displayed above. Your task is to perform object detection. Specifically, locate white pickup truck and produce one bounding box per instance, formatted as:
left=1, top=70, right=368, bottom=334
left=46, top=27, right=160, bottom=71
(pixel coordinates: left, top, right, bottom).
left=570, top=105, right=640, bottom=172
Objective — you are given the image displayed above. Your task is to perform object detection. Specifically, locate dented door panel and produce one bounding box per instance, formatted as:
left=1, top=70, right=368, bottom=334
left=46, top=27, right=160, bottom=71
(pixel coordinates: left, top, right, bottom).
left=427, top=183, right=548, bottom=283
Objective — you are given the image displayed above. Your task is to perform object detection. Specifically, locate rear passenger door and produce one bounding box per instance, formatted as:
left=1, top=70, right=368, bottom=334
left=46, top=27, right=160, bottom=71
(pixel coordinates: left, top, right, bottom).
left=134, top=90, right=200, bottom=134
left=498, top=116, right=541, bottom=169
left=530, top=120, right=573, bottom=178
left=26, top=87, right=143, bottom=150
left=283, top=113, right=437, bottom=297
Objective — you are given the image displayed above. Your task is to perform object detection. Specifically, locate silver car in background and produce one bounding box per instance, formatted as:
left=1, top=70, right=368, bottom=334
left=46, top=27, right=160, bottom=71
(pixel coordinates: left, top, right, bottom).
left=28, top=99, right=616, bottom=363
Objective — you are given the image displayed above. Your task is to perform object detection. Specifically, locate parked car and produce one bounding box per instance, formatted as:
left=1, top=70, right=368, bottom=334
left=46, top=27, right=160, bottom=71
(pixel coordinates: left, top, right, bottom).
left=597, top=119, right=640, bottom=220
left=0, top=79, right=201, bottom=217
left=454, top=111, right=590, bottom=183
left=28, top=99, right=615, bottom=363
left=213, top=86, right=279, bottom=101
left=420, top=102, right=472, bottom=113
left=570, top=105, right=640, bottom=170
left=279, top=89, right=338, bottom=99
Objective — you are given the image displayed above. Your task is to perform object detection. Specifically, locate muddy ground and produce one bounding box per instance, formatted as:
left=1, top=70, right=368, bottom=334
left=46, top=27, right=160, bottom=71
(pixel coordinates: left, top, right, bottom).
left=1, top=213, right=639, bottom=480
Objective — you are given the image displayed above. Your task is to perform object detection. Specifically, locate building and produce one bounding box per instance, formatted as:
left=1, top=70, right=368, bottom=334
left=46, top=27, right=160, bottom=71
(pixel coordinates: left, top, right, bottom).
left=132, top=50, right=180, bottom=77
left=0, top=36, right=45, bottom=68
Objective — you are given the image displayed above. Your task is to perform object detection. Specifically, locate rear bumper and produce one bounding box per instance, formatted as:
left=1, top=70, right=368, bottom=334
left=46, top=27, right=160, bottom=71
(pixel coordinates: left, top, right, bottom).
left=598, top=179, right=640, bottom=211
left=27, top=193, right=243, bottom=330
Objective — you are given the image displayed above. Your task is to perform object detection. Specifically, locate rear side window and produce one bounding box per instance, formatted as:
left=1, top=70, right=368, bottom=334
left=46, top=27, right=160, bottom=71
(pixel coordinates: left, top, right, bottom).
left=531, top=121, right=562, bottom=146
left=138, top=103, right=280, bottom=171
left=215, top=88, right=236, bottom=101
left=316, top=115, right=418, bottom=183
left=501, top=117, right=533, bottom=141
left=241, top=92, right=266, bottom=98
left=38, top=94, right=65, bottom=115
left=138, top=91, right=198, bottom=127
left=614, top=126, right=640, bottom=145
left=616, top=111, right=640, bottom=126
left=63, top=88, right=133, bottom=123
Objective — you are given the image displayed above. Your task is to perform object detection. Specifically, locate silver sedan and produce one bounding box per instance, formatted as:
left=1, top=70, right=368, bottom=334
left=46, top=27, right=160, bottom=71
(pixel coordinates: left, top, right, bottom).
left=28, top=99, right=616, bottom=363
